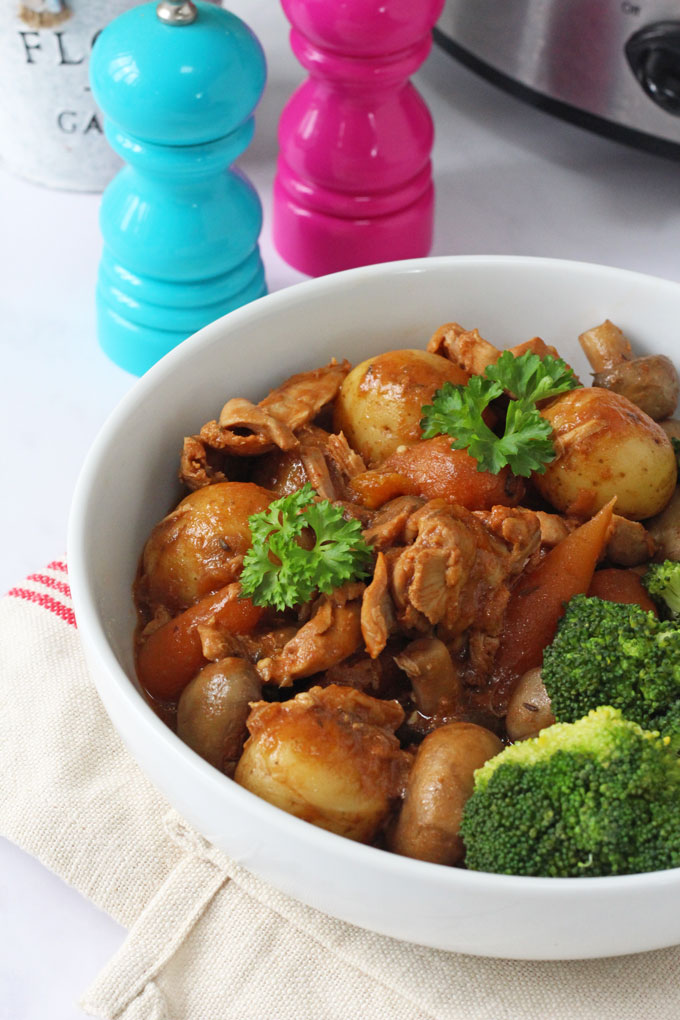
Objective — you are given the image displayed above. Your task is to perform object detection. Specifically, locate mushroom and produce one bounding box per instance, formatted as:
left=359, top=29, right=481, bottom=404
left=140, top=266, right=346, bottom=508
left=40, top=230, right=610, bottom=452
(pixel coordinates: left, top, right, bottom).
left=388, top=722, right=502, bottom=865
left=579, top=319, right=680, bottom=422
left=177, top=657, right=262, bottom=775
left=505, top=668, right=555, bottom=743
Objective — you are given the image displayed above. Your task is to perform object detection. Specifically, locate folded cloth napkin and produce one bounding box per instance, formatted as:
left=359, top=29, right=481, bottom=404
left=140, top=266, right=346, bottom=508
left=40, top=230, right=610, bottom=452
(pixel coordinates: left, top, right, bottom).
left=2, top=563, right=680, bottom=1020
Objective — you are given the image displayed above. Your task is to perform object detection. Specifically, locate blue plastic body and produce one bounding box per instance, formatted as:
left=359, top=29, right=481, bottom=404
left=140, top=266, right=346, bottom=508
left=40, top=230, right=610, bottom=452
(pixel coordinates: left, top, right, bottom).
left=90, top=1, right=267, bottom=375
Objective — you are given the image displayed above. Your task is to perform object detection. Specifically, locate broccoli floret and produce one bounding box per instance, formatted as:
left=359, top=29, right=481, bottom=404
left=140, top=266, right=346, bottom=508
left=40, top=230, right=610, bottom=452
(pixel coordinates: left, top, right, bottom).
left=541, top=594, right=680, bottom=746
left=460, top=707, right=680, bottom=877
left=643, top=559, right=680, bottom=621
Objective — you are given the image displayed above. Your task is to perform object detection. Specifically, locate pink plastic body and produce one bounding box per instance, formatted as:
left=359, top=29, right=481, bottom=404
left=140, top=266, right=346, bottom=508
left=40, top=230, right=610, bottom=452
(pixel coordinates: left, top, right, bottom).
left=273, top=0, right=445, bottom=277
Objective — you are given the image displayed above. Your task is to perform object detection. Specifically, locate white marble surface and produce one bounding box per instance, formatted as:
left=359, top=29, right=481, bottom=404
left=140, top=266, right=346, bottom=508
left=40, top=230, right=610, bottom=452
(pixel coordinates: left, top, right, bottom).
left=2, top=2, right=680, bottom=1016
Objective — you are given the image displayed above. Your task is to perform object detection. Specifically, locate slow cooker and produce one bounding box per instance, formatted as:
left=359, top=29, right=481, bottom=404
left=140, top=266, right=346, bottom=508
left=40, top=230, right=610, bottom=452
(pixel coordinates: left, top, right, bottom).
left=435, top=1, right=680, bottom=158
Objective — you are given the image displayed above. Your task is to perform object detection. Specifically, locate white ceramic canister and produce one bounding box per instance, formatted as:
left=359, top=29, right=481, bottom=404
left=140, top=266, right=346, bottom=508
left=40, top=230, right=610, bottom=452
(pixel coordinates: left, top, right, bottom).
left=0, top=0, right=218, bottom=192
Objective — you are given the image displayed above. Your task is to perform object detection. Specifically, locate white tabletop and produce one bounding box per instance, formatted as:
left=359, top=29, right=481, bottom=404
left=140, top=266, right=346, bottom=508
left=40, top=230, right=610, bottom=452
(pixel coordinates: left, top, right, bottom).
left=3, top=3, right=680, bottom=1016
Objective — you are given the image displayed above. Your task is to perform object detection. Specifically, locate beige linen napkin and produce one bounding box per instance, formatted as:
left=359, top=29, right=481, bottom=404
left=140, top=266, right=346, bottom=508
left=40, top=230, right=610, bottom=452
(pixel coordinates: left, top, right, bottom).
left=2, top=562, right=679, bottom=1020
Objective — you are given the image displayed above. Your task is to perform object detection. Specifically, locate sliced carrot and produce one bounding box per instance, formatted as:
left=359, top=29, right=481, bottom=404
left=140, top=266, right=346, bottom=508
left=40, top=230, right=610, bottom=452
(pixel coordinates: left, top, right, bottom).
left=351, top=438, right=525, bottom=511
left=493, top=498, right=616, bottom=701
left=587, top=568, right=657, bottom=615
left=351, top=471, right=410, bottom=510
left=137, top=583, right=263, bottom=702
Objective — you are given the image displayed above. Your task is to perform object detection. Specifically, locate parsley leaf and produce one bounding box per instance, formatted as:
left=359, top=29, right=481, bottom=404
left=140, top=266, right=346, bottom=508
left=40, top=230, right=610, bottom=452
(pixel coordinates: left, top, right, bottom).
left=485, top=350, right=579, bottom=403
left=421, top=377, right=504, bottom=469
left=240, top=483, right=373, bottom=610
left=672, top=436, right=680, bottom=470
left=498, top=399, right=556, bottom=476
left=420, top=349, right=579, bottom=478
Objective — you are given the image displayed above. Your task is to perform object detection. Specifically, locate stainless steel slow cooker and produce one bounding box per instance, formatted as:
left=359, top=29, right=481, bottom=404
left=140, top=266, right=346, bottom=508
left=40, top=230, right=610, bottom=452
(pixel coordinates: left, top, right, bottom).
left=435, top=1, right=680, bottom=157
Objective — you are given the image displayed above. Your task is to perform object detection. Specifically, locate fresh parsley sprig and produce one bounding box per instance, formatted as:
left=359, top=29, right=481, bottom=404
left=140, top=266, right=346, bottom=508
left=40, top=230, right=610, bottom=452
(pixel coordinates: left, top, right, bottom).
left=240, top=483, right=373, bottom=611
left=420, top=349, right=579, bottom=478
left=485, top=350, right=578, bottom=403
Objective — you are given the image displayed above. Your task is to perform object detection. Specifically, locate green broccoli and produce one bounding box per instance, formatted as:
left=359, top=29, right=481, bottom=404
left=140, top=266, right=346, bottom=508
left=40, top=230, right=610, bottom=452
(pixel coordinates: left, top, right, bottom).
left=460, top=707, right=680, bottom=877
left=541, top=594, right=680, bottom=746
left=643, top=559, right=680, bottom=621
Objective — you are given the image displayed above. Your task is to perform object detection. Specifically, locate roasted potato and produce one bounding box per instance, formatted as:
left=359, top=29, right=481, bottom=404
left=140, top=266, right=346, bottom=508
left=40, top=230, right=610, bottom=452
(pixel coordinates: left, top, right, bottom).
left=534, top=388, right=677, bottom=520
left=234, top=685, right=411, bottom=842
left=333, top=349, right=469, bottom=466
left=139, top=481, right=273, bottom=615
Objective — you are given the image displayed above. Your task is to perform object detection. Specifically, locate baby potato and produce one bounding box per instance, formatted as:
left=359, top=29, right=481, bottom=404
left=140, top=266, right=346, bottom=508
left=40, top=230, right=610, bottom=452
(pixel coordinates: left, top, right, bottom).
left=534, top=388, right=677, bottom=521
left=140, top=481, right=273, bottom=615
left=333, top=349, right=469, bottom=466
left=234, top=685, right=412, bottom=842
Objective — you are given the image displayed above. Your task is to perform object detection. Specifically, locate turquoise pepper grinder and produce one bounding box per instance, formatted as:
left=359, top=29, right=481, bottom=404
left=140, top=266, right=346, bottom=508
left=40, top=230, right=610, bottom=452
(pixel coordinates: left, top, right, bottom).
left=90, top=0, right=267, bottom=375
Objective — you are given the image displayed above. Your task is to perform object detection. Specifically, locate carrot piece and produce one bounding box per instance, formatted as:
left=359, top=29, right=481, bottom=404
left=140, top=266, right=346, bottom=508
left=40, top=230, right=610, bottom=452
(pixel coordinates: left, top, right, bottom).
left=587, top=568, right=657, bottom=615
left=493, top=498, right=616, bottom=700
left=351, top=471, right=410, bottom=510
left=137, top=583, right=263, bottom=702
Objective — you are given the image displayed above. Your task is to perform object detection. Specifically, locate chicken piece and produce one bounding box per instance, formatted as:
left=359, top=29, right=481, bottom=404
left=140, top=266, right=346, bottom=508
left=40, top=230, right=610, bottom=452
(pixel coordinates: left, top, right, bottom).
left=389, top=501, right=541, bottom=682
left=579, top=319, right=680, bottom=421
left=250, top=424, right=329, bottom=497
left=393, top=637, right=463, bottom=718
left=428, top=323, right=570, bottom=384
left=298, top=445, right=337, bottom=501
left=322, top=646, right=405, bottom=699
left=260, top=360, right=351, bottom=429
left=201, top=400, right=297, bottom=457
left=536, top=510, right=654, bottom=566
left=392, top=541, right=456, bottom=632
left=427, top=323, right=500, bottom=376
left=197, top=623, right=299, bottom=663
left=251, top=425, right=365, bottom=503
left=362, top=495, right=425, bottom=551
left=507, top=336, right=563, bottom=365
left=235, top=685, right=411, bottom=842
left=200, top=360, right=351, bottom=457
left=535, top=510, right=573, bottom=548
left=474, top=505, right=543, bottom=575
left=325, top=432, right=367, bottom=481
left=321, top=655, right=383, bottom=695
left=179, top=435, right=229, bottom=491
left=361, top=552, right=397, bottom=658
left=256, top=588, right=364, bottom=686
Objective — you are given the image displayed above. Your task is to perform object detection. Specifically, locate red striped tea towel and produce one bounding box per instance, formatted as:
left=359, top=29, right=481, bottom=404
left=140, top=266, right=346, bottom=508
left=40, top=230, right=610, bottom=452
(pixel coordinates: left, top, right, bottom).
left=2, top=564, right=680, bottom=1020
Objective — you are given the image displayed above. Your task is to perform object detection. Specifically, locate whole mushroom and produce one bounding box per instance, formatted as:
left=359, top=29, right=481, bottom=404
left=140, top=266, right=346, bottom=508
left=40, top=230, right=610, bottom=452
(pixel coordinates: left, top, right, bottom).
left=579, top=319, right=680, bottom=422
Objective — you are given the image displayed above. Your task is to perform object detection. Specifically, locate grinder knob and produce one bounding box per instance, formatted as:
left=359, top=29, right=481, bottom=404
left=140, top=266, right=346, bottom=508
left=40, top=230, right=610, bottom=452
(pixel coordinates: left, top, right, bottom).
left=626, top=21, right=680, bottom=116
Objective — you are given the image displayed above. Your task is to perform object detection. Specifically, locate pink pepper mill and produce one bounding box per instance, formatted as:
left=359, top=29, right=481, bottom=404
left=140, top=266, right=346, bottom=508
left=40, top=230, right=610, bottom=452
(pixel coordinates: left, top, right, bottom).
left=273, top=0, right=445, bottom=277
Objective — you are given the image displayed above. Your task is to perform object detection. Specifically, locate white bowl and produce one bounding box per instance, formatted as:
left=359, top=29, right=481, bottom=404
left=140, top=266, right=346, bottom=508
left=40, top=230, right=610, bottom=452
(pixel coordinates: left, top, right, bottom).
left=68, top=255, right=680, bottom=960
